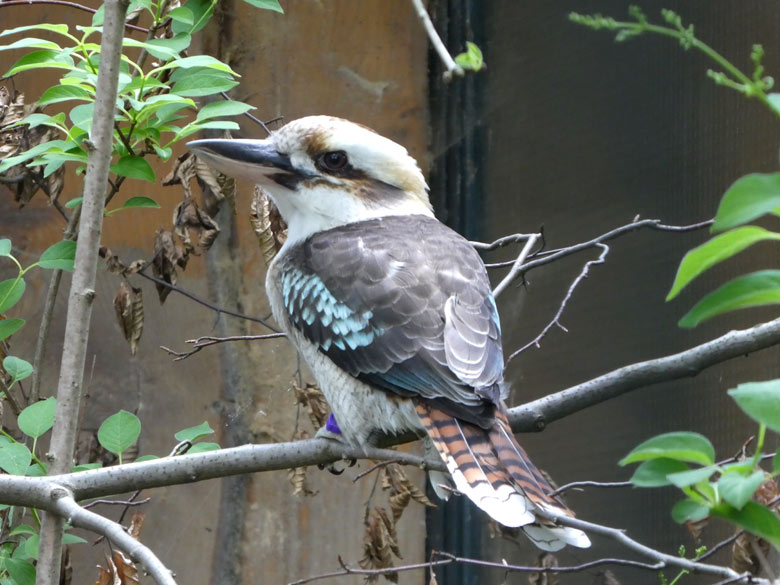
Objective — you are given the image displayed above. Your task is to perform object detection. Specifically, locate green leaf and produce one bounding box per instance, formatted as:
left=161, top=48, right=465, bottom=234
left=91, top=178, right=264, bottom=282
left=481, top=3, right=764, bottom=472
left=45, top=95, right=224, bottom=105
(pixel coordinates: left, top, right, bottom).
left=671, top=499, right=710, bottom=524
left=69, top=102, right=95, bottom=131
left=712, top=173, right=780, bottom=233
left=65, top=197, right=83, bottom=209
left=158, top=55, right=236, bottom=74
left=110, top=155, right=156, bottom=182
left=174, top=421, right=215, bottom=442
left=0, top=139, right=67, bottom=174
left=0, top=278, right=25, bottom=313
left=8, top=525, right=36, bottom=537
left=167, top=6, right=194, bottom=24
left=97, top=410, right=141, bottom=456
left=241, top=0, right=284, bottom=13
left=718, top=470, right=765, bottom=510
left=72, top=462, right=102, bottom=472
left=196, top=100, right=254, bottom=121
left=728, top=380, right=780, bottom=432
left=620, top=432, right=715, bottom=466
left=713, top=501, right=780, bottom=549
left=91, top=4, right=105, bottom=25
left=171, top=68, right=239, bottom=97
left=0, top=38, right=61, bottom=52
left=5, top=49, right=74, bottom=76
left=0, top=23, right=69, bottom=37
left=454, top=41, right=484, bottom=72
left=22, top=112, right=67, bottom=130
left=3, top=356, right=33, bottom=385
left=0, top=442, right=32, bottom=475
left=629, top=458, right=690, bottom=487
left=4, top=558, right=35, bottom=585
left=24, top=534, right=39, bottom=560
left=38, top=85, right=92, bottom=106
left=145, top=33, right=192, bottom=57
left=667, top=226, right=780, bottom=300
left=768, top=93, right=780, bottom=117
left=666, top=465, right=719, bottom=488
left=62, top=533, right=87, bottom=545
left=134, top=454, right=159, bottom=463
left=120, top=196, right=160, bottom=210
left=0, top=239, right=10, bottom=256
left=679, top=270, right=780, bottom=328
left=774, top=451, right=780, bottom=474
left=17, top=397, right=56, bottom=439
left=172, top=0, right=213, bottom=33
left=39, top=240, right=76, bottom=271
left=0, top=318, right=25, bottom=341
left=175, top=120, right=239, bottom=141
left=187, top=442, right=220, bottom=453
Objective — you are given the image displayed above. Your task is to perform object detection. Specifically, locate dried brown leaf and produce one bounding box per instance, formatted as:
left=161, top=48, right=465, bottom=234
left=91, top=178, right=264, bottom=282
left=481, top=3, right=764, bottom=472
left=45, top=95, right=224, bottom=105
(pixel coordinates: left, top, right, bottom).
left=529, top=553, right=558, bottom=585
left=381, top=464, right=435, bottom=522
left=292, top=380, right=330, bottom=430
left=251, top=185, right=287, bottom=267
left=360, top=507, right=402, bottom=583
left=151, top=228, right=187, bottom=303
left=685, top=516, right=708, bottom=541
left=173, top=198, right=220, bottom=254
left=113, top=282, right=144, bottom=355
left=100, top=246, right=128, bottom=275
left=60, top=547, right=72, bottom=585
left=92, top=565, right=116, bottom=585
left=112, top=550, right=139, bottom=585
left=428, top=571, right=438, bottom=585
left=128, top=512, right=145, bottom=540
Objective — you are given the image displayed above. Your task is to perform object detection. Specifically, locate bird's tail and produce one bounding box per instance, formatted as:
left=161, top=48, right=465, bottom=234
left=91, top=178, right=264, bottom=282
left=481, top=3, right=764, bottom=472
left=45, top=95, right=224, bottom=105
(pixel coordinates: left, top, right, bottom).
left=415, top=402, right=591, bottom=552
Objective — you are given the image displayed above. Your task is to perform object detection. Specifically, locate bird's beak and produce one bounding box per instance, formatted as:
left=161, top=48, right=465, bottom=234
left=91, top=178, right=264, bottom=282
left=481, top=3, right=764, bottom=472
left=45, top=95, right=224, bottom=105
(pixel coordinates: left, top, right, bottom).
left=186, top=138, right=297, bottom=184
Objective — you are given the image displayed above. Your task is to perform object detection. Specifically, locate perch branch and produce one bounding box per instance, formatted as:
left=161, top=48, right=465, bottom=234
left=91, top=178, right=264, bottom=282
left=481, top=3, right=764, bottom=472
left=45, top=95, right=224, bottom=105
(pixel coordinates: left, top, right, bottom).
left=160, top=332, right=285, bottom=361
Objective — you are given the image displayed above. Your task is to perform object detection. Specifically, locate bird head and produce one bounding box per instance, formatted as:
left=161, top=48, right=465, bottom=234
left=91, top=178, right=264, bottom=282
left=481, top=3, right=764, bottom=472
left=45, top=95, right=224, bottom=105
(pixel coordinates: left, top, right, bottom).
left=187, top=116, right=432, bottom=244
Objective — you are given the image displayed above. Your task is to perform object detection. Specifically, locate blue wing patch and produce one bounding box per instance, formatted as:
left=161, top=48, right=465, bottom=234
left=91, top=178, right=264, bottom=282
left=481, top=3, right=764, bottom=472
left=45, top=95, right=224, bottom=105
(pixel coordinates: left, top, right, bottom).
left=281, top=269, right=384, bottom=351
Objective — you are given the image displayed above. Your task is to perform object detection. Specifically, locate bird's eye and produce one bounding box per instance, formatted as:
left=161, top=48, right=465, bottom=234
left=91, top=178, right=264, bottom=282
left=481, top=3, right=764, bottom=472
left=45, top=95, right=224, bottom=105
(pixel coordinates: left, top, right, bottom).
left=320, top=151, right=348, bottom=172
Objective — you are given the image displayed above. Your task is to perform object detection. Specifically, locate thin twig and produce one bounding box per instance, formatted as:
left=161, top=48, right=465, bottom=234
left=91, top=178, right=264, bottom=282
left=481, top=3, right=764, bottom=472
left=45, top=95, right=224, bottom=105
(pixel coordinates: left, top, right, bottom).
left=83, top=497, right=151, bottom=509
left=409, top=0, right=464, bottom=81
left=352, top=460, right=397, bottom=482
left=0, top=0, right=149, bottom=32
left=219, top=91, right=272, bottom=136
left=508, top=242, right=609, bottom=362
left=487, top=218, right=712, bottom=271
left=538, top=509, right=747, bottom=583
left=550, top=479, right=632, bottom=497
left=492, top=233, right=540, bottom=298
left=160, top=332, right=285, bottom=361
left=135, top=268, right=279, bottom=331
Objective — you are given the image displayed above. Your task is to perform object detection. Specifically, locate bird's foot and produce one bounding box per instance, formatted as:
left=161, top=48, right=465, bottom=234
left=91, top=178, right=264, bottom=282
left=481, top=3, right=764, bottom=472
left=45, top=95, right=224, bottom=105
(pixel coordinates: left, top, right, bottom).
left=315, top=414, right=356, bottom=474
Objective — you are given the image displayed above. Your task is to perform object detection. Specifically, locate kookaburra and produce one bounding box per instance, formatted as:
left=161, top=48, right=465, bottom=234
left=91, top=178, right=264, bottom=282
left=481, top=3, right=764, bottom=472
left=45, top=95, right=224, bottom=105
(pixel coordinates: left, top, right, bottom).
left=188, top=116, right=590, bottom=551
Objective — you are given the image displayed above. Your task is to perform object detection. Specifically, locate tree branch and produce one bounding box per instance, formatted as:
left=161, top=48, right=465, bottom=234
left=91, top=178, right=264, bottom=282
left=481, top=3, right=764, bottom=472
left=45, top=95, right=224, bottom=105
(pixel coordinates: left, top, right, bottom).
left=37, top=1, right=129, bottom=583
left=52, top=491, right=176, bottom=585
left=0, top=0, right=148, bottom=33
left=409, top=0, right=464, bottom=81
left=507, top=315, right=780, bottom=431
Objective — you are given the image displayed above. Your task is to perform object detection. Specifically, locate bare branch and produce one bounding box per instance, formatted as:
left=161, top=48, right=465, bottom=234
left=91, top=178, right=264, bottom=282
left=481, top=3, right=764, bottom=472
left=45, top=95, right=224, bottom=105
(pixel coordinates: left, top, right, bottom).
left=491, top=233, right=540, bottom=298
left=508, top=242, right=608, bottom=360
left=0, top=0, right=149, bottom=33
left=52, top=491, right=176, bottom=585
left=507, top=315, right=780, bottom=432
left=160, top=332, right=285, bottom=361
left=38, top=1, right=130, bottom=582
left=539, top=510, right=751, bottom=583
left=409, top=0, right=464, bottom=81
left=550, top=479, right=632, bottom=497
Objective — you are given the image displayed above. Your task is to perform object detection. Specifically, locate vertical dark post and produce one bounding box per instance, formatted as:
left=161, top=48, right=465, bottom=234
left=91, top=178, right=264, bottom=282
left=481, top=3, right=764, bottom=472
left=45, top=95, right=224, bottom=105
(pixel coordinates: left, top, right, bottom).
left=426, top=1, right=487, bottom=583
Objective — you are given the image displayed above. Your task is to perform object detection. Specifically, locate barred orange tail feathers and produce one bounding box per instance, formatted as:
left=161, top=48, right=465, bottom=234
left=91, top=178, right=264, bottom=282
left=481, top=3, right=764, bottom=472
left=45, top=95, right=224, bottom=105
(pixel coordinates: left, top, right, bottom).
left=416, top=402, right=591, bottom=551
